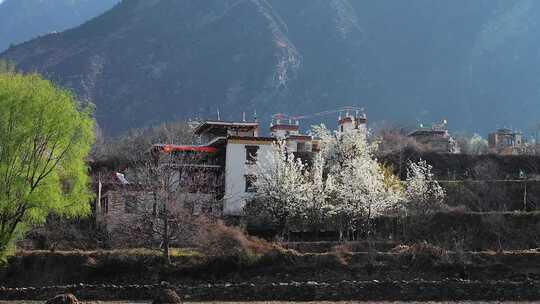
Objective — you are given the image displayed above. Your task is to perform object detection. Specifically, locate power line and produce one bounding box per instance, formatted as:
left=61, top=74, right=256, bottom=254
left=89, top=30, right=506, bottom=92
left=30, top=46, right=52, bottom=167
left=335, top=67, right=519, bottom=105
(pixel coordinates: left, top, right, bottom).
left=273, top=106, right=365, bottom=121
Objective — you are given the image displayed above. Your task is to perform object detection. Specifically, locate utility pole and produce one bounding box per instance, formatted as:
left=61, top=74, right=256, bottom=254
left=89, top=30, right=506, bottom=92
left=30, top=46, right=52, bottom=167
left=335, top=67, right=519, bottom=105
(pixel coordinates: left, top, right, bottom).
left=519, top=169, right=527, bottom=211
left=399, top=146, right=403, bottom=179
left=523, top=181, right=528, bottom=212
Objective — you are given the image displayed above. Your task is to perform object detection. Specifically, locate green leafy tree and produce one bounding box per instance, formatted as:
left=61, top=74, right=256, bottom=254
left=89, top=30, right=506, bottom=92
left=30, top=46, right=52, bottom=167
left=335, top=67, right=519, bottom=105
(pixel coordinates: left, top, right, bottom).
left=0, top=60, right=16, bottom=74
left=0, top=68, right=94, bottom=261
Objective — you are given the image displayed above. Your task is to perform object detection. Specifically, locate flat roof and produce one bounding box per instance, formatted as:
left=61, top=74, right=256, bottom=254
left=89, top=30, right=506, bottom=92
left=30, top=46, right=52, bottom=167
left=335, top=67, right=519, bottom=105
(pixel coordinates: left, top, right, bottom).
left=194, top=121, right=259, bottom=135
left=408, top=129, right=447, bottom=137
left=494, top=128, right=521, bottom=135
left=287, top=135, right=313, bottom=140
left=152, top=144, right=218, bottom=153
left=228, top=135, right=275, bottom=142
left=270, top=124, right=300, bottom=131
left=205, top=136, right=227, bottom=147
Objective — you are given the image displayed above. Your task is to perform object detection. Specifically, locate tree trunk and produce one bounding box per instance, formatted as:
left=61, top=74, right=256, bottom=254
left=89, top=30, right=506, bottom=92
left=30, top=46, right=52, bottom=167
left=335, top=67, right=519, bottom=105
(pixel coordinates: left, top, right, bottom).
left=162, top=204, right=171, bottom=264
left=337, top=216, right=344, bottom=242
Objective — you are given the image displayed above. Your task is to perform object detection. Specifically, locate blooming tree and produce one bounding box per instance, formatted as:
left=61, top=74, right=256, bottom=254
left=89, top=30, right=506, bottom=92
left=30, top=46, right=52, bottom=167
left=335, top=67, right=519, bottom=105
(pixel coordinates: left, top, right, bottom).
left=313, top=126, right=403, bottom=240
left=404, top=159, right=446, bottom=217
left=251, top=124, right=448, bottom=242
left=250, top=140, right=310, bottom=237
left=299, top=152, right=338, bottom=234
left=468, top=133, right=488, bottom=155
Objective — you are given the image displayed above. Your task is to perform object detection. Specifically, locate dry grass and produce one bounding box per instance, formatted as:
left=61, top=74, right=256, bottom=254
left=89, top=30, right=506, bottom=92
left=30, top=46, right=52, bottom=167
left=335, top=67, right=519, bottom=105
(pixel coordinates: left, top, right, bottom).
left=16, top=248, right=199, bottom=257
left=197, top=221, right=277, bottom=258
left=330, top=243, right=353, bottom=265
left=392, top=242, right=450, bottom=268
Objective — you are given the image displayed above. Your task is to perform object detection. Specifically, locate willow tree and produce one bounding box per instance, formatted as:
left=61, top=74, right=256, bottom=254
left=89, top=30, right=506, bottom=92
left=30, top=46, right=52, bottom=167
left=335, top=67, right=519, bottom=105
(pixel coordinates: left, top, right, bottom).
left=0, top=69, right=94, bottom=261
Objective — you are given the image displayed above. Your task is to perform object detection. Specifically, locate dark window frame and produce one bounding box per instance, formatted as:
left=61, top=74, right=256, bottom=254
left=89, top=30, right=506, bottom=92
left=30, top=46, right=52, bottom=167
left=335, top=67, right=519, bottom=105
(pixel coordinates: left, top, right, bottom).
left=245, top=175, right=257, bottom=192
left=245, top=145, right=259, bottom=163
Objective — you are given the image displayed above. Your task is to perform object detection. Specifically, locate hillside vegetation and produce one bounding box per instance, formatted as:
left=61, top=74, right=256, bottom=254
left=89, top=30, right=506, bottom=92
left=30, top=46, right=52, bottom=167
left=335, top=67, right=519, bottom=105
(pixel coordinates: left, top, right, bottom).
left=0, top=0, right=119, bottom=52
left=3, top=0, right=540, bottom=134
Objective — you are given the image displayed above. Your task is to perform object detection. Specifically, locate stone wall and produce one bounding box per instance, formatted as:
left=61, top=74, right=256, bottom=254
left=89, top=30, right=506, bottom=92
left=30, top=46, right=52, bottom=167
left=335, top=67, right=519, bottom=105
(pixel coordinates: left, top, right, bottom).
left=97, top=189, right=154, bottom=232
left=98, top=188, right=220, bottom=233
left=1, top=280, right=540, bottom=301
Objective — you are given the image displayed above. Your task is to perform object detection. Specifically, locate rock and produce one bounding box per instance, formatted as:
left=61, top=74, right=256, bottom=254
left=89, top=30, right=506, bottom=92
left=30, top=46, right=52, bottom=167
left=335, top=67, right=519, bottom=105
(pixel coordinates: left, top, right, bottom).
left=160, top=281, right=171, bottom=289
left=152, top=288, right=182, bottom=304
left=45, top=293, right=79, bottom=304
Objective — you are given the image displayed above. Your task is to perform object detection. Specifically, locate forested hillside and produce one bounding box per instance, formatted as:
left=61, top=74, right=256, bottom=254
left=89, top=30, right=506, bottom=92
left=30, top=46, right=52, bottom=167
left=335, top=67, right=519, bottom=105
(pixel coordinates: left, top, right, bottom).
left=0, top=0, right=119, bottom=52
left=2, top=0, right=540, bottom=135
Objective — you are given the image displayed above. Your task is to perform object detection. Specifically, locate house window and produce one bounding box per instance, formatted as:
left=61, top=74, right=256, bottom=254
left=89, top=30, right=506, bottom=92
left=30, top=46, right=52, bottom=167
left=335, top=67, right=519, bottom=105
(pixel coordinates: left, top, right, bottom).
left=245, top=145, right=259, bottom=163
left=245, top=175, right=257, bottom=192
left=297, top=142, right=306, bottom=152
left=124, top=195, right=139, bottom=214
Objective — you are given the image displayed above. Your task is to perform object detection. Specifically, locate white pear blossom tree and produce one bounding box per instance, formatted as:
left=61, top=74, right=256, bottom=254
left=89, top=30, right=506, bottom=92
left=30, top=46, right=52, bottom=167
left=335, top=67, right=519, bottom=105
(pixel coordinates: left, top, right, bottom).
left=313, top=125, right=403, bottom=240
left=250, top=140, right=310, bottom=237
left=404, top=159, right=446, bottom=217
left=299, top=152, right=338, bottom=236
left=251, top=124, right=447, bottom=242
left=468, top=133, right=488, bottom=155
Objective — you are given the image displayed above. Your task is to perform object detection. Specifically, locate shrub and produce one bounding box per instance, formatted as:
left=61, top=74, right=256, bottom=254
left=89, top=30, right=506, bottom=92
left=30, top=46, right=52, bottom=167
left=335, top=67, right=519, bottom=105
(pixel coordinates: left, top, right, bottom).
left=389, top=244, right=410, bottom=253
left=196, top=221, right=281, bottom=270
left=393, top=242, right=449, bottom=268
left=256, top=247, right=301, bottom=267
left=23, top=216, right=110, bottom=251
left=331, top=243, right=353, bottom=265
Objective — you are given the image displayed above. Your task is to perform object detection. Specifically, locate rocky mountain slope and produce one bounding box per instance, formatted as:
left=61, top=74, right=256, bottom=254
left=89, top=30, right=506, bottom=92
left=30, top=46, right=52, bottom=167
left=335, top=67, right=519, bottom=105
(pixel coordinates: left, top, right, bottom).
left=2, top=0, right=540, bottom=135
left=0, top=0, right=119, bottom=53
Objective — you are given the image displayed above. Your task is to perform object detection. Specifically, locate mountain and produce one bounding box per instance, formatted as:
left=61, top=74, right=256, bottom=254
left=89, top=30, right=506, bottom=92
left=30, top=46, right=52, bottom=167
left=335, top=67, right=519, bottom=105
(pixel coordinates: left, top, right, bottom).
left=2, top=0, right=540, bottom=135
left=0, top=0, right=120, bottom=52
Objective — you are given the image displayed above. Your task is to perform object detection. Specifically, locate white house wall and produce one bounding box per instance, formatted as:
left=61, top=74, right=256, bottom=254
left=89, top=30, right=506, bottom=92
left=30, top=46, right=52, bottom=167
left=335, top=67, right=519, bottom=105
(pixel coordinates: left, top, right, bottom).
left=224, top=141, right=273, bottom=215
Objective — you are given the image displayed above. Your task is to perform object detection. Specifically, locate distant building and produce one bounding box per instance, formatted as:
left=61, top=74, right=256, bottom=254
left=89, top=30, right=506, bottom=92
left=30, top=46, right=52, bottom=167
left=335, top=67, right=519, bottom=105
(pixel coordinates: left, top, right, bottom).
left=337, top=111, right=367, bottom=133
left=408, top=120, right=459, bottom=153
left=269, top=117, right=320, bottom=153
left=96, top=184, right=154, bottom=232
left=196, top=117, right=322, bottom=215
left=95, top=145, right=223, bottom=232
left=95, top=110, right=369, bottom=230
left=488, top=128, right=525, bottom=155
left=193, top=120, right=274, bottom=215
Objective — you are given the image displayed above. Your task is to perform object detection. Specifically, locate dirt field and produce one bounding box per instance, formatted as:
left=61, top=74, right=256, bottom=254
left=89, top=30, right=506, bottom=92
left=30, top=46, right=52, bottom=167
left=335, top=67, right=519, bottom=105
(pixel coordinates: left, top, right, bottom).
left=1, top=302, right=538, bottom=304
